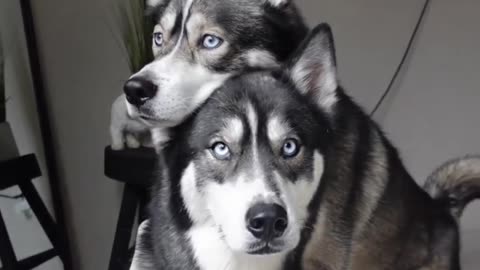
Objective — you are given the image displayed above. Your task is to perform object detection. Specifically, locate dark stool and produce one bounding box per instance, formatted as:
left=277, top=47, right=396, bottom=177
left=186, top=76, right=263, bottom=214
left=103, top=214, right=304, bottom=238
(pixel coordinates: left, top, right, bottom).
left=104, top=146, right=158, bottom=270
left=0, top=154, right=69, bottom=270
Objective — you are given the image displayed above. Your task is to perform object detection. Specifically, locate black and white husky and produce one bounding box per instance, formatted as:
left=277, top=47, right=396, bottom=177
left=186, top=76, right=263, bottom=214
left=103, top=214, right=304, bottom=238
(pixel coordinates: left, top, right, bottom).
left=121, top=0, right=307, bottom=144
left=130, top=22, right=480, bottom=270
left=112, top=0, right=307, bottom=150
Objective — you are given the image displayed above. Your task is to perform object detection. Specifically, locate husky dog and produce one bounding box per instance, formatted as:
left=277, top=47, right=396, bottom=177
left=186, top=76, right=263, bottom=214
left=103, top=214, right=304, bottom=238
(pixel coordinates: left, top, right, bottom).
left=121, top=0, right=308, bottom=143
left=131, top=24, right=480, bottom=270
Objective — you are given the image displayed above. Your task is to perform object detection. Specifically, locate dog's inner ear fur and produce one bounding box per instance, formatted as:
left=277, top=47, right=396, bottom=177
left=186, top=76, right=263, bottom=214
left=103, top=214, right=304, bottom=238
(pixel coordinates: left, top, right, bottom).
left=288, top=23, right=338, bottom=111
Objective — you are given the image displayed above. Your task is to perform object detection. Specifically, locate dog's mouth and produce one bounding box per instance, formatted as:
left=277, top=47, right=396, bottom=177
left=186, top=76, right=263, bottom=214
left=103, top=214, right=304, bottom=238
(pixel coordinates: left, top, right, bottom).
left=140, top=115, right=155, bottom=121
left=138, top=114, right=176, bottom=127
left=246, top=241, right=285, bottom=255
left=136, top=115, right=158, bottom=127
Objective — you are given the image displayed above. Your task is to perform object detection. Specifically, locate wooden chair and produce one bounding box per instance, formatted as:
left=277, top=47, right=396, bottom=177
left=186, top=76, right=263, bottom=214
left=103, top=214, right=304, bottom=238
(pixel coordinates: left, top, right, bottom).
left=104, top=146, right=157, bottom=270
left=0, top=154, right=69, bottom=270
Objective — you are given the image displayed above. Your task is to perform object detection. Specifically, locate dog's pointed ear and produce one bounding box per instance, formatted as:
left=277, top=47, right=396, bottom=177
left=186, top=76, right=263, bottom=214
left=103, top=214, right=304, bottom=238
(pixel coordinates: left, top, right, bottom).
left=288, top=23, right=338, bottom=110
left=264, top=0, right=291, bottom=8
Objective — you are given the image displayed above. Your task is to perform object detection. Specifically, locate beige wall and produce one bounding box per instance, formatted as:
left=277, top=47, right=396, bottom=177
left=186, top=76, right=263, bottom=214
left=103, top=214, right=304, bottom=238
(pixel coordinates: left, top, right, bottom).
left=29, top=0, right=480, bottom=269
left=30, top=0, right=128, bottom=268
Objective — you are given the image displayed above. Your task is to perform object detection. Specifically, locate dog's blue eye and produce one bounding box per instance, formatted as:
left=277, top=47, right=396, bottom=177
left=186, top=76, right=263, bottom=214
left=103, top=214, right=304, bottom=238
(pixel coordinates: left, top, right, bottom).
left=211, top=142, right=231, bottom=160
left=202, top=34, right=223, bottom=49
left=282, top=139, right=300, bottom=158
left=153, top=32, right=163, bottom=47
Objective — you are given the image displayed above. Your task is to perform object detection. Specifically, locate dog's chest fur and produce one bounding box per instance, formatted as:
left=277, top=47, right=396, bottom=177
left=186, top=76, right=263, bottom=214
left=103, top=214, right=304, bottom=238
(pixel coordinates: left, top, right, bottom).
left=188, top=224, right=287, bottom=270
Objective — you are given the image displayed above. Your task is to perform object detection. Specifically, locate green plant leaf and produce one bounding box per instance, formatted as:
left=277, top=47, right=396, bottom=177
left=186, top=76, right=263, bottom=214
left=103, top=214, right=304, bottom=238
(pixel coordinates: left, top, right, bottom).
left=111, top=0, right=153, bottom=74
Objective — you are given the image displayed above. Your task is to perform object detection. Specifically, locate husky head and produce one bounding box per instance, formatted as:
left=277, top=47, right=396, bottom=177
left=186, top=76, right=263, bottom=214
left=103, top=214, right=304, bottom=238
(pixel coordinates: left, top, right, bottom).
left=163, top=24, right=338, bottom=256
left=123, top=0, right=307, bottom=127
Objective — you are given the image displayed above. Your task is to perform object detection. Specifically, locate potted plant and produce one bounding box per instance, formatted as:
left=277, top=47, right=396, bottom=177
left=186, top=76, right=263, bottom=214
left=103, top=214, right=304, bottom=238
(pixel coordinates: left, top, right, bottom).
left=0, top=38, right=19, bottom=161
left=115, top=0, right=153, bottom=74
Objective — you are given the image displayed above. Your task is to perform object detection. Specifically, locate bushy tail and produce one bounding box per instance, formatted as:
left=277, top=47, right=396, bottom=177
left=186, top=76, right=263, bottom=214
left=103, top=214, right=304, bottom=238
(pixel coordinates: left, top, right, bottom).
left=424, top=155, right=480, bottom=220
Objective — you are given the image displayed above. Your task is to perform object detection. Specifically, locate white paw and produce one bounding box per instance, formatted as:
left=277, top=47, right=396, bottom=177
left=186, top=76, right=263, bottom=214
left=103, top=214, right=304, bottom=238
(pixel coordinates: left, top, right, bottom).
left=111, top=142, right=125, bottom=151
left=126, top=134, right=141, bottom=149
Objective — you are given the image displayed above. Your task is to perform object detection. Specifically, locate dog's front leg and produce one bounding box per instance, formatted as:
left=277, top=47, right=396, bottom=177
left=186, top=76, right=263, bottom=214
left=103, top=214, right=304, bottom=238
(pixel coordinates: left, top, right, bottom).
left=110, top=125, right=125, bottom=150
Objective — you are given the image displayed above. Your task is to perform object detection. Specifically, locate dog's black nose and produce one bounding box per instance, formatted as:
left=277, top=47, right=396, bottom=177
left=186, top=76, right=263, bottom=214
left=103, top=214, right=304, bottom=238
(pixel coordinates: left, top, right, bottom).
left=246, top=203, right=288, bottom=240
left=123, top=77, right=157, bottom=106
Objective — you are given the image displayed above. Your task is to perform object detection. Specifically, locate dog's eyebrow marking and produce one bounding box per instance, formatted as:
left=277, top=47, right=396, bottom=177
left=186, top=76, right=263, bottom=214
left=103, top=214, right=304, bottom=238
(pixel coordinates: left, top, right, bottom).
left=186, top=13, right=206, bottom=39
left=267, top=116, right=291, bottom=143
left=147, top=0, right=167, bottom=7
left=160, top=6, right=177, bottom=34
left=221, top=117, right=244, bottom=144
left=267, top=0, right=289, bottom=7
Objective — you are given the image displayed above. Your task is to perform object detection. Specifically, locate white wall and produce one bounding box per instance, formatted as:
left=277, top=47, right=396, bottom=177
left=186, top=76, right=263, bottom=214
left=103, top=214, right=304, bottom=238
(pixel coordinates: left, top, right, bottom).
left=0, top=0, right=61, bottom=269
left=298, top=0, right=480, bottom=268
left=28, top=0, right=480, bottom=269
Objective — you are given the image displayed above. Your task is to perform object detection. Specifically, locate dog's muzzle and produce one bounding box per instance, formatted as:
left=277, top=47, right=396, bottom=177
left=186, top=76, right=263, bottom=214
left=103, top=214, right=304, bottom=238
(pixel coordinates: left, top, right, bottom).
left=124, top=77, right=158, bottom=107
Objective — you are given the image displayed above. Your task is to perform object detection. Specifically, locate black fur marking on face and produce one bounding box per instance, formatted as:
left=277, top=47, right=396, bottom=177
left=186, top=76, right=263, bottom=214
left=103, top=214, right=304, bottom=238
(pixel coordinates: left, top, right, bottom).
left=170, top=10, right=184, bottom=38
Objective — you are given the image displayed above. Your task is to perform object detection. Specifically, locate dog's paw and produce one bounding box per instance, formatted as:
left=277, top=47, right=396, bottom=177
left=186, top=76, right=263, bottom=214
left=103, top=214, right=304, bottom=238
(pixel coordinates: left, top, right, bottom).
left=111, top=142, right=125, bottom=151
left=126, top=134, right=141, bottom=149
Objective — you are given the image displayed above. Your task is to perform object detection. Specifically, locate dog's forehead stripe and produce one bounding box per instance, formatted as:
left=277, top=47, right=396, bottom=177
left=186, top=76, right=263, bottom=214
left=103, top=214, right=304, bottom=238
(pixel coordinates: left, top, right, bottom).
left=221, top=117, right=244, bottom=143
left=245, top=102, right=258, bottom=144
left=245, top=102, right=265, bottom=182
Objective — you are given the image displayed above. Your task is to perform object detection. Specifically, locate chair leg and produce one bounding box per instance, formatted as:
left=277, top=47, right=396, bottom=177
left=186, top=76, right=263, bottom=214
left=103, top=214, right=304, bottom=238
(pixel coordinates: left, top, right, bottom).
left=108, top=185, right=139, bottom=270
left=17, top=248, right=57, bottom=269
left=17, top=180, right=67, bottom=265
left=0, top=211, right=18, bottom=268
left=138, top=188, right=149, bottom=224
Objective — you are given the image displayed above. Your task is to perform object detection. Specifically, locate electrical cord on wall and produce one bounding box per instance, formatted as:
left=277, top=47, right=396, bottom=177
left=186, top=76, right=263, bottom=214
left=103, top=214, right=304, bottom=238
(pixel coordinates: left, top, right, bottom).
left=369, top=0, right=432, bottom=117
left=0, top=193, right=24, bottom=200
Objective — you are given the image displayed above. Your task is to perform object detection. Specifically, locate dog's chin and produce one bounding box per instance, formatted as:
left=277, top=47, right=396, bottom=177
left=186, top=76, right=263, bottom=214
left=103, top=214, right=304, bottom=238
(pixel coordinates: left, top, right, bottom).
left=129, top=108, right=179, bottom=128
left=222, top=227, right=300, bottom=256
left=138, top=115, right=160, bottom=125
